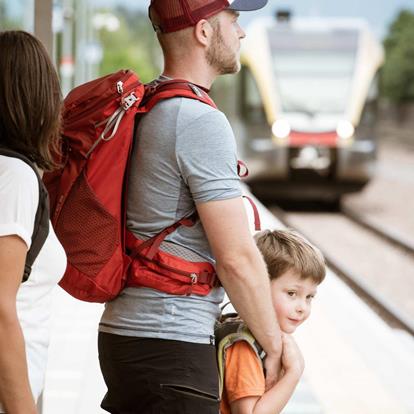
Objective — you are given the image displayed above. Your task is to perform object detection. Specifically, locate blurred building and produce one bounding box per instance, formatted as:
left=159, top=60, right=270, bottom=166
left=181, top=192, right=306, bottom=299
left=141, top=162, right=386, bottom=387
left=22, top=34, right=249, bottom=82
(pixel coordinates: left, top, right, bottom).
left=0, top=0, right=105, bottom=96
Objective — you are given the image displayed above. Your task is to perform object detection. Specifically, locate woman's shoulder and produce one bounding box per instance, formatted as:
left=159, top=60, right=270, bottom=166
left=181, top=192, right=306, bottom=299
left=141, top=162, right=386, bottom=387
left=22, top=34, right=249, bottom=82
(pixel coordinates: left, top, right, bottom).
left=0, top=154, right=40, bottom=248
left=0, top=154, right=39, bottom=219
left=0, top=154, right=39, bottom=189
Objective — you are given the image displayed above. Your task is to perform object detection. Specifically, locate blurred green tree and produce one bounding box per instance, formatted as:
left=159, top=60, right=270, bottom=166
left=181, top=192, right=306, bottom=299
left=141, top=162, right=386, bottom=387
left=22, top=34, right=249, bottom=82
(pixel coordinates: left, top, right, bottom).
left=381, top=10, right=414, bottom=102
left=98, top=7, right=160, bottom=83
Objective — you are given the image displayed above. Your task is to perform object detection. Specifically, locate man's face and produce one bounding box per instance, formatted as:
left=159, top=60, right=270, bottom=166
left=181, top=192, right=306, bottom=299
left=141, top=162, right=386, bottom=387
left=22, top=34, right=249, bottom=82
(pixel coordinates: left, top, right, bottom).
left=270, top=268, right=318, bottom=334
left=206, top=10, right=246, bottom=75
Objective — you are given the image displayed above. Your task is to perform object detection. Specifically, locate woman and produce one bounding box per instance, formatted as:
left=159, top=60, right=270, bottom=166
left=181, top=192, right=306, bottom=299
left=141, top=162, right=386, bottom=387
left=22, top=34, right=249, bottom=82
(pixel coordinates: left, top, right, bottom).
left=0, top=30, right=66, bottom=413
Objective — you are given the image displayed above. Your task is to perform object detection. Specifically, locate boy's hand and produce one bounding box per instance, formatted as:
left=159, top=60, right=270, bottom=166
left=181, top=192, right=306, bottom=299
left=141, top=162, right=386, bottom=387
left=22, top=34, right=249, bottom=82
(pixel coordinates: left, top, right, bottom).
left=263, top=349, right=282, bottom=390
left=281, top=334, right=304, bottom=377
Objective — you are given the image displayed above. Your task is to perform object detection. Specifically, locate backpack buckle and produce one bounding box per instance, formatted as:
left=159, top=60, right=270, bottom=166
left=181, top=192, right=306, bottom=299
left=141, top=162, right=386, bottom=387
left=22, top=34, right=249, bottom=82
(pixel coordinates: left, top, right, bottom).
left=190, top=273, right=198, bottom=284
left=122, top=92, right=138, bottom=110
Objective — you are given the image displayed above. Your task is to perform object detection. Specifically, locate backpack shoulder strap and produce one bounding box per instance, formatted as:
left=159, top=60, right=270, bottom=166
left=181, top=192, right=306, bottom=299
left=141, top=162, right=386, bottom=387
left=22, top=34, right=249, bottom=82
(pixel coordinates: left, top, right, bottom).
left=143, top=79, right=217, bottom=111
left=0, top=148, right=50, bottom=282
left=128, top=79, right=217, bottom=259
left=215, top=316, right=265, bottom=399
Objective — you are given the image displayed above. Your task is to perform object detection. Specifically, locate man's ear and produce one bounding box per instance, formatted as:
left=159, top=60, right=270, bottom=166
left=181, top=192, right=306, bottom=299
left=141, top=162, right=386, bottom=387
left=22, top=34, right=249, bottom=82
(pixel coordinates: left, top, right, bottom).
left=194, top=19, right=213, bottom=46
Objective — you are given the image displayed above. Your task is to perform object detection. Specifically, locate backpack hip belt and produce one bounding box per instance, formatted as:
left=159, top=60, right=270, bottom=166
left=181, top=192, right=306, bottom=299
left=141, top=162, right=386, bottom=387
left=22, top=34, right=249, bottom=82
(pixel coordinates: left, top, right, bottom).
left=125, top=229, right=219, bottom=296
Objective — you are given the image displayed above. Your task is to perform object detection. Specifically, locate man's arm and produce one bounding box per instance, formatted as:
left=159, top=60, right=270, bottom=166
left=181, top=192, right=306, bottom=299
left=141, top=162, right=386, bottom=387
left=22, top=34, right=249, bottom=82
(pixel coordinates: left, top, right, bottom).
left=0, top=235, right=37, bottom=414
left=197, top=196, right=282, bottom=386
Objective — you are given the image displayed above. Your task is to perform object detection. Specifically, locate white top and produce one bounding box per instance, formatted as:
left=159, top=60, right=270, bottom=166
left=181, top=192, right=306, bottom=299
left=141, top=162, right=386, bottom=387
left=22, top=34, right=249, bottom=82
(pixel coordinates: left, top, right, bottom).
left=0, top=155, right=66, bottom=409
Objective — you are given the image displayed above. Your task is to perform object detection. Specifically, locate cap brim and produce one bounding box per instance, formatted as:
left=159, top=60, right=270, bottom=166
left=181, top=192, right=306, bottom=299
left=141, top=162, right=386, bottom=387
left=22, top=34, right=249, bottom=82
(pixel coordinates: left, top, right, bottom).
left=228, top=0, right=268, bottom=11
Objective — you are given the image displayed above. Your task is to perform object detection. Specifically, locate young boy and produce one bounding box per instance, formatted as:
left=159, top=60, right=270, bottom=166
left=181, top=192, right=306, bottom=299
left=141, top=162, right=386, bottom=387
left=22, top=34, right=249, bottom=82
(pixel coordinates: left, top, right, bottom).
left=218, top=229, right=326, bottom=414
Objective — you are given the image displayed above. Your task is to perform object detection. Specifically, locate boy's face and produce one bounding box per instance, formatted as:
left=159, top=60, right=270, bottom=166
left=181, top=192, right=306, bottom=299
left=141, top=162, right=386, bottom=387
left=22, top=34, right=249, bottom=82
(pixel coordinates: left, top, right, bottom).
left=270, top=268, right=318, bottom=334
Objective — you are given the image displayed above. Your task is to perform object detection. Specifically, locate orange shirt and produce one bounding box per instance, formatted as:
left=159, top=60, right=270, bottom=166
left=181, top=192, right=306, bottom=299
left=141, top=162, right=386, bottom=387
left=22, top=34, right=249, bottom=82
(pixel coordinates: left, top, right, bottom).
left=220, top=341, right=266, bottom=414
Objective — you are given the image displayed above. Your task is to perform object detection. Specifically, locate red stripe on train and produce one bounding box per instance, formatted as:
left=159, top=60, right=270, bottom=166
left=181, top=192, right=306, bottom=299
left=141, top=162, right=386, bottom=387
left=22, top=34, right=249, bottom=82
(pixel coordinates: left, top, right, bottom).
left=289, top=131, right=337, bottom=147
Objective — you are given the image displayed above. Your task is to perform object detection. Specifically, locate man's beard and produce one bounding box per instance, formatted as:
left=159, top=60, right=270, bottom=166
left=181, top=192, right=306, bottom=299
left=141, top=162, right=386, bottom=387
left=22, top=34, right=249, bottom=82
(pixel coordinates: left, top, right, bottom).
left=206, top=25, right=240, bottom=75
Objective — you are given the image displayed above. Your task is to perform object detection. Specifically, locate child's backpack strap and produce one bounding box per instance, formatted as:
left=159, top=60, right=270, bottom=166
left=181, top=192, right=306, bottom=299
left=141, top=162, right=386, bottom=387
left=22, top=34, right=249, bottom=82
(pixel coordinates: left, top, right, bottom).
left=215, top=315, right=265, bottom=399
left=0, top=148, right=49, bottom=282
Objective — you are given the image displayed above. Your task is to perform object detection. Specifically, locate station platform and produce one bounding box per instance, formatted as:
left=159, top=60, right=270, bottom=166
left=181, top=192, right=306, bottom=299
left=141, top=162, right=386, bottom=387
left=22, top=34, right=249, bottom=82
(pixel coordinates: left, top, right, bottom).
left=41, top=189, right=414, bottom=413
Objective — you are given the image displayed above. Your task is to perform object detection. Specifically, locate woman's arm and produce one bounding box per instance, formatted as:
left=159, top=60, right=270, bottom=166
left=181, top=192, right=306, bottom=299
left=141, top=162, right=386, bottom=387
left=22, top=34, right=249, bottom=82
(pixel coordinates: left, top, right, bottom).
left=0, top=235, right=37, bottom=414
left=230, top=334, right=304, bottom=414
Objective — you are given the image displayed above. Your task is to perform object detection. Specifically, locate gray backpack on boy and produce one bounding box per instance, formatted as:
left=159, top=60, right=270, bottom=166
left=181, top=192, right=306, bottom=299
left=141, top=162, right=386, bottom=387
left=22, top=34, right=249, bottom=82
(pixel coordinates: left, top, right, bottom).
left=215, top=313, right=266, bottom=399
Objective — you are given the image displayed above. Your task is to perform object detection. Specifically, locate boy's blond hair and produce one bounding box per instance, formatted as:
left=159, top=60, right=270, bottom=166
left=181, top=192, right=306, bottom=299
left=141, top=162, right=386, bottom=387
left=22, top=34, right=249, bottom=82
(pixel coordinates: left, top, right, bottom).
left=254, top=229, right=326, bottom=284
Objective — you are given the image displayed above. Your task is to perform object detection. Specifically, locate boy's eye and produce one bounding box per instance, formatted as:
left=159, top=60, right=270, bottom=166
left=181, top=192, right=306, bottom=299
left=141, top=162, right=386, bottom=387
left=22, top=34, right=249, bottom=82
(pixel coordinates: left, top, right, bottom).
left=287, top=291, right=296, bottom=297
left=306, top=294, right=315, bottom=300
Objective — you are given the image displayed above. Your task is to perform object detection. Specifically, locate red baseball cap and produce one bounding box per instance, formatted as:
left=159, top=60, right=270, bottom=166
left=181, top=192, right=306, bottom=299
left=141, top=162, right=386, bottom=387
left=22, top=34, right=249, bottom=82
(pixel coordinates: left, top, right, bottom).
left=149, top=0, right=268, bottom=33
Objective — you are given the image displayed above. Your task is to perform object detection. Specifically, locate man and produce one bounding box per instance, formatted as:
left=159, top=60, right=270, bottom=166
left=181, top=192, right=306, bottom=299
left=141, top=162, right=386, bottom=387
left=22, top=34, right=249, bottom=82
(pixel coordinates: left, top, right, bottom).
left=98, top=1, right=282, bottom=413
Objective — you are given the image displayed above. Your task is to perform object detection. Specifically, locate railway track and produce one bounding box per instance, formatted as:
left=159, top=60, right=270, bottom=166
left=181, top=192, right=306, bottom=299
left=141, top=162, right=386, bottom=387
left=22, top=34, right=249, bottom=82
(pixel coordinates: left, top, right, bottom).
left=341, top=205, right=414, bottom=255
left=270, top=205, right=414, bottom=337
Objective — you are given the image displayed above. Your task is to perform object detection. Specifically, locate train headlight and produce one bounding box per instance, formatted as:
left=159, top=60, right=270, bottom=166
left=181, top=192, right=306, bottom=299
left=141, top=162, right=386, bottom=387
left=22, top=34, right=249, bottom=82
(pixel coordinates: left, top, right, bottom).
left=272, top=119, right=291, bottom=139
left=336, top=120, right=355, bottom=140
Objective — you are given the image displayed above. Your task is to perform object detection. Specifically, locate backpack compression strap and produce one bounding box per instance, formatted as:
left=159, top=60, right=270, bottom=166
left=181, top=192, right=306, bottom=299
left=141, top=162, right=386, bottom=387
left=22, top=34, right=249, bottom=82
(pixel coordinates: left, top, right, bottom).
left=129, top=212, right=198, bottom=261
left=0, top=148, right=50, bottom=282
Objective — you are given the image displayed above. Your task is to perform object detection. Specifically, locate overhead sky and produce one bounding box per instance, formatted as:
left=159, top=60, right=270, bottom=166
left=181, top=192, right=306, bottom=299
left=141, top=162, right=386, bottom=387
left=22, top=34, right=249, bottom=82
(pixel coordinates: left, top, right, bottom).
left=92, top=0, right=414, bottom=39
left=3, top=0, right=413, bottom=40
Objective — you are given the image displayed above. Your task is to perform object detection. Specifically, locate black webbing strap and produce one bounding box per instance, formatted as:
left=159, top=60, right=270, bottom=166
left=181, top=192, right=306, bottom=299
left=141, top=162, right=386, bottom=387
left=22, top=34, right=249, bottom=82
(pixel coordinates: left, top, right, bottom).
left=0, top=148, right=50, bottom=282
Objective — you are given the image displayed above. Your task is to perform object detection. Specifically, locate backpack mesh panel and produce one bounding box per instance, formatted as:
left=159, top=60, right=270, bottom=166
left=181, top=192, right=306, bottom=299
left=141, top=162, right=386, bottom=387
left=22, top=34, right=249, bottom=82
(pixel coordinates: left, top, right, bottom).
left=56, top=173, right=118, bottom=276
left=160, top=241, right=206, bottom=262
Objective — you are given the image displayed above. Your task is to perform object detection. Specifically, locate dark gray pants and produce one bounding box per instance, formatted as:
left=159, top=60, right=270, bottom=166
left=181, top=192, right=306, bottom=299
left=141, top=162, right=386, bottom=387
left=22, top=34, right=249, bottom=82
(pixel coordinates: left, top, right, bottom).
left=98, top=332, right=220, bottom=414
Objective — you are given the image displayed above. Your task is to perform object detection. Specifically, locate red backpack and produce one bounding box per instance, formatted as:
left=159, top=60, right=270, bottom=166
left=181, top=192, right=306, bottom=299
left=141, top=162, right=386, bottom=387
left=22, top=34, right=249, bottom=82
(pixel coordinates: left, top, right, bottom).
left=44, top=69, right=221, bottom=302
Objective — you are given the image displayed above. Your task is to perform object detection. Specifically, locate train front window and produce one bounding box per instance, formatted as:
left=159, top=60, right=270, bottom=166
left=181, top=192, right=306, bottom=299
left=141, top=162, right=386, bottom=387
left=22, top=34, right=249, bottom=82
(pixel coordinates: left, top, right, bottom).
left=268, top=29, right=358, bottom=116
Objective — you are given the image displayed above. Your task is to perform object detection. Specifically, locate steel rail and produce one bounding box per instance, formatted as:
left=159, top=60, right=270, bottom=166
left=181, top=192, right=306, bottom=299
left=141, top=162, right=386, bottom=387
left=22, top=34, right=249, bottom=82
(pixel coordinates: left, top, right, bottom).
left=341, top=205, right=414, bottom=255
left=271, top=205, right=414, bottom=337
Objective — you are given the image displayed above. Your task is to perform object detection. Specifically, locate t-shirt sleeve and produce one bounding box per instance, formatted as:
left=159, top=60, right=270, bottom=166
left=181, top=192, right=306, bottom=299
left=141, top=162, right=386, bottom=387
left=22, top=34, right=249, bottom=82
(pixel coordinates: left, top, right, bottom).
left=0, top=158, right=39, bottom=249
left=175, top=109, right=242, bottom=204
left=224, top=341, right=266, bottom=404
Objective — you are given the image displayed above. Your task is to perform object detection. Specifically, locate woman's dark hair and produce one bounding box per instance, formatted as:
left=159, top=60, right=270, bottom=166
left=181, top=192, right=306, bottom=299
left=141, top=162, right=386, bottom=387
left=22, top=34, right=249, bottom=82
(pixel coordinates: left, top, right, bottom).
left=0, top=30, right=62, bottom=170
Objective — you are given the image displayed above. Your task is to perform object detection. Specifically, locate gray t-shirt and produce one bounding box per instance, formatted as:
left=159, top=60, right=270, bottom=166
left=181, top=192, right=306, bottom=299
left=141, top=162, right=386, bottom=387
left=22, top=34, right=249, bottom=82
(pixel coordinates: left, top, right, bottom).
left=99, top=81, right=242, bottom=344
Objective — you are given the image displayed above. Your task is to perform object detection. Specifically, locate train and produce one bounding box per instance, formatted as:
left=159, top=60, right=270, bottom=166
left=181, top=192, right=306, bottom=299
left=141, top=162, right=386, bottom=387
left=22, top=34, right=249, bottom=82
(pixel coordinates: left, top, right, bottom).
left=212, top=11, right=384, bottom=204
